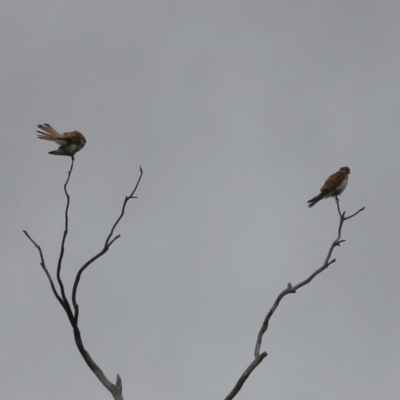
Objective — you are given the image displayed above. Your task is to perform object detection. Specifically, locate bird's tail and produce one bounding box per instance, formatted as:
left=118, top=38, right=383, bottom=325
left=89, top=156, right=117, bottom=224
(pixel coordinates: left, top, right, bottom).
left=307, top=192, right=327, bottom=208
left=48, top=149, right=69, bottom=156
left=36, top=123, right=62, bottom=142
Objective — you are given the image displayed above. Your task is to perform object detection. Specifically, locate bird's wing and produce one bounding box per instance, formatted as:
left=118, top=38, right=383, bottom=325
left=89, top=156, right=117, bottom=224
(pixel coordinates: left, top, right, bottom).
left=36, top=123, right=67, bottom=145
left=62, top=131, right=86, bottom=145
left=320, top=171, right=345, bottom=192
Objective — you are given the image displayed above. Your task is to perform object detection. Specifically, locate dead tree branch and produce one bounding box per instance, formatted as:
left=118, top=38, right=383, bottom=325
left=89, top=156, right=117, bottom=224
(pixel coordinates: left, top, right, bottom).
left=224, top=200, right=365, bottom=400
left=72, top=165, right=143, bottom=322
left=24, top=158, right=143, bottom=400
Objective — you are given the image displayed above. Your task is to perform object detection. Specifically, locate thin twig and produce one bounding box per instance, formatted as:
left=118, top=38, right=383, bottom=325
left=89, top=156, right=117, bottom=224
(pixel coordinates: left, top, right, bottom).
left=105, top=166, right=143, bottom=246
left=72, top=166, right=143, bottom=321
left=23, top=230, right=64, bottom=307
left=55, top=158, right=75, bottom=323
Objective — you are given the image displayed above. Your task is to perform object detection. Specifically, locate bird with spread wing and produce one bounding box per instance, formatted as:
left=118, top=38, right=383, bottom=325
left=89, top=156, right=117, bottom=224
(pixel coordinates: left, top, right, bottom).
left=37, top=123, right=86, bottom=158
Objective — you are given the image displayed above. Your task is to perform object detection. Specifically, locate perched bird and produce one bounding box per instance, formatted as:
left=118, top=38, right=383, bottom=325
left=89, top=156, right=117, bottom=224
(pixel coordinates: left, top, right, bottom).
left=36, top=123, right=86, bottom=158
left=307, top=166, right=350, bottom=208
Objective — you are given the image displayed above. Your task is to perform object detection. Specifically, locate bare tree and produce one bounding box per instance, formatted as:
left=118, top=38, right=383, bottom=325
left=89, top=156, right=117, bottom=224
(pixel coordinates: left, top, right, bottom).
left=24, top=157, right=364, bottom=400
left=24, top=158, right=143, bottom=400
left=224, top=199, right=365, bottom=400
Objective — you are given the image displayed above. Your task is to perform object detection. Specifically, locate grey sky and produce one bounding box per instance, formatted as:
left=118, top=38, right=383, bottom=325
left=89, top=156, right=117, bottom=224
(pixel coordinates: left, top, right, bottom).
left=1, top=1, right=400, bottom=399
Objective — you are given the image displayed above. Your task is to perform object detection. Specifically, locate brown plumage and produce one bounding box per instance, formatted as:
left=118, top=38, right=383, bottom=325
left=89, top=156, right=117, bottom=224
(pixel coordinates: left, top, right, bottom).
left=37, top=123, right=86, bottom=157
left=307, top=166, right=350, bottom=208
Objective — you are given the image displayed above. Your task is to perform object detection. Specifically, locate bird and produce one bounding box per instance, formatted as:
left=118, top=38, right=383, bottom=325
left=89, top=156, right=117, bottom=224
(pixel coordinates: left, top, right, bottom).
left=36, top=123, right=86, bottom=158
left=307, top=166, right=350, bottom=208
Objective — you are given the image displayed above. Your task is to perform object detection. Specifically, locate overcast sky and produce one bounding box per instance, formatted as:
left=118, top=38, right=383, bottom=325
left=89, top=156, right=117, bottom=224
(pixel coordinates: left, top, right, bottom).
left=1, top=1, right=400, bottom=399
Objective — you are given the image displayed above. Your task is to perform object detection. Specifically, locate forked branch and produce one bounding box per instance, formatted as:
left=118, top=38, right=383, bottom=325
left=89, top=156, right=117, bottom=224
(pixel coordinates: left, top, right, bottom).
left=24, top=158, right=143, bottom=400
left=224, top=200, right=365, bottom=400
left=72, top=166, right=143, bottom=321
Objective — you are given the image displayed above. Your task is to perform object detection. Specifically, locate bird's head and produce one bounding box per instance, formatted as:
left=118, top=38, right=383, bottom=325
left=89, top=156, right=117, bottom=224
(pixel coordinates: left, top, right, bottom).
left=340, top=166, right=350, bottom=174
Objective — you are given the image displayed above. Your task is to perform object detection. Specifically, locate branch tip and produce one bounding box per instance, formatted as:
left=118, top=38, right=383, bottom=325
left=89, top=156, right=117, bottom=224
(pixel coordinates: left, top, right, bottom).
left=345, top=206, right=365, bottom=220
left=116, top=374, right=122, bottom=391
